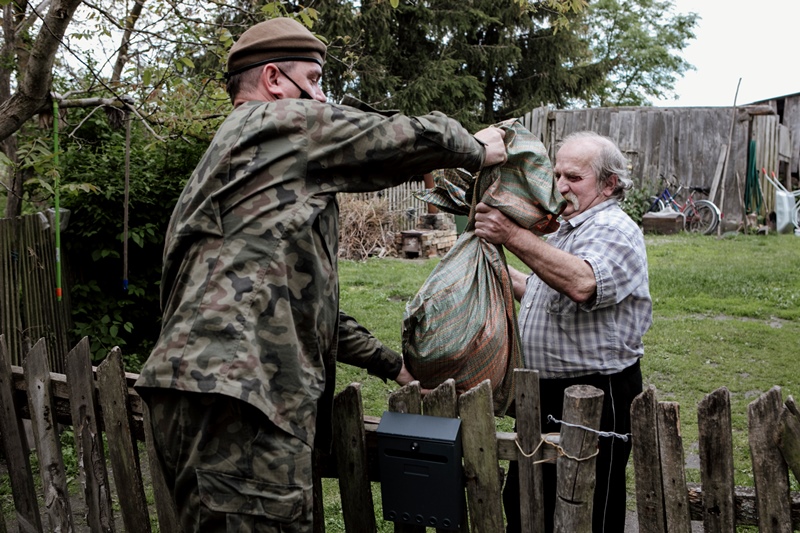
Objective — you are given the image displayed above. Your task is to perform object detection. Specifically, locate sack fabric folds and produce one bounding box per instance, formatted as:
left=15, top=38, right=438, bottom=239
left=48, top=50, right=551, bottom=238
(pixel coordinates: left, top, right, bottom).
left=402, top=119, right=564, bottom=415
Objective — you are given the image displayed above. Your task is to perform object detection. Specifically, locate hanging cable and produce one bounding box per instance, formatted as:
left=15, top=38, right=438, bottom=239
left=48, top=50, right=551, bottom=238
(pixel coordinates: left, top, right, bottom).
left=123, top=105, right=131, bottom=292
left=53, top=98, right=63, bottom=302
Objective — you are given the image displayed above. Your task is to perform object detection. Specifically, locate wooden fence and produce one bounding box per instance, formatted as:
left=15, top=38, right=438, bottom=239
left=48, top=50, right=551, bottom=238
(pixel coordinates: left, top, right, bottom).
left=0, top=215, right=72, bottom=372
left=1, top=335, right=799, bottom=532
left=346, top=180, right=445, bottom=232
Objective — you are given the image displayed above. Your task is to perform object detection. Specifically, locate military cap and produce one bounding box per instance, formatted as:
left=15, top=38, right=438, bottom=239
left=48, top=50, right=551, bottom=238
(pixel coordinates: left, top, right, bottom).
left=225, top=17, right=327, bottom=79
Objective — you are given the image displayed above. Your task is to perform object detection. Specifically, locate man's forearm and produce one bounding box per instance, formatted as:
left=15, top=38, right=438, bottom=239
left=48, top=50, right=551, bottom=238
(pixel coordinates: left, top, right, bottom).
left=504, top=230, right=596, bottom=304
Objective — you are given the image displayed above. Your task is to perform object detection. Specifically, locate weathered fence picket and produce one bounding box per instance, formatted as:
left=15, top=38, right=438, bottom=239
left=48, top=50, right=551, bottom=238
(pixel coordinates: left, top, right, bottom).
left=748, top=386, right=792, bottom=532
left=779, top=397, right=800, bottom=482
left=0, top=335, right=41, bottom=532
left=656, top=402, right=691, bottom=533
left=333, top=383, right=375, bottom=533
left=65, top=337, right=113, bottom=533
left=552, top=385, right=603, bottom=532
left=631, top=385, right=666, bottom=533
left=96, top=347, right=151, bottom=533
left=24, top=339, right=74, bottom=531
left=513, top=369, right=544, bottom=533
left=1, top=335, right=799, bottom=532
left=697, top=387, right=737, bottom=532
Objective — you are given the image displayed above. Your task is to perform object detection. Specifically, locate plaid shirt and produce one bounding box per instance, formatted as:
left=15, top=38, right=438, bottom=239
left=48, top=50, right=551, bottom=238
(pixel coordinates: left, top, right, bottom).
left=518, top=200, right=652, bottom=378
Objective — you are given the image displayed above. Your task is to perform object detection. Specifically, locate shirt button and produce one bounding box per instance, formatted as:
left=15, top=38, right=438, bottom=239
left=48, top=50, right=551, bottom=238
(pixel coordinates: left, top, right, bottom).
left=526, top=303, right=532, bottom=308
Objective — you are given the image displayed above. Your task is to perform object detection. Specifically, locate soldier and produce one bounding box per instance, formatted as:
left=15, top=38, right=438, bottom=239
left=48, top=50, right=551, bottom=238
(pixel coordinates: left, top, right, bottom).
left=134, top=17, right=507, bottom=533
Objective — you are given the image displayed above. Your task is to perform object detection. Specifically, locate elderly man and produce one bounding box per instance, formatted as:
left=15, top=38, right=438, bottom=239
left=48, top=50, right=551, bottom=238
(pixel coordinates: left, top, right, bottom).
left=474, top=131, right=652, bottom=533
left=135, top=17, right=507, bottom=533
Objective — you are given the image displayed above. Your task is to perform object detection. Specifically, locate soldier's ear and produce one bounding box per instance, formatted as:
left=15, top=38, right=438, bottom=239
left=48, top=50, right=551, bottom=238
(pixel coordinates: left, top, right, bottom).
left=261, top=64, right=287, bottom=100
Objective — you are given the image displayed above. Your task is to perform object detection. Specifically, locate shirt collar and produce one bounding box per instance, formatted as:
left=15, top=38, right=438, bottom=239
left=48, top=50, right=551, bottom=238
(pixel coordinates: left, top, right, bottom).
left=562, top=199, right=618, bottom=229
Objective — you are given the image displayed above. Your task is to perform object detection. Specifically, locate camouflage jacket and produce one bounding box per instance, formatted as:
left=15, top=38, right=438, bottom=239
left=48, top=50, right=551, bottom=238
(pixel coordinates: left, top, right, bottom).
left=134, top=98, right=485, bottom=447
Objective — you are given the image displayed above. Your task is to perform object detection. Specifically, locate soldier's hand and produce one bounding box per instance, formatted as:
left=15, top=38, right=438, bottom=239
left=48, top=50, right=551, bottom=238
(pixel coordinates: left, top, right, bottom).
left=395, top=363, right=430, bottom=395
left=474, top=126, right=507, bottom=168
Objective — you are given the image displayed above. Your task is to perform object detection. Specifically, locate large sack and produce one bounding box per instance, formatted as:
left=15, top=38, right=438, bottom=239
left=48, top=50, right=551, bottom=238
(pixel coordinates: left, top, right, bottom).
left=402, top=119, right=564, bottom=415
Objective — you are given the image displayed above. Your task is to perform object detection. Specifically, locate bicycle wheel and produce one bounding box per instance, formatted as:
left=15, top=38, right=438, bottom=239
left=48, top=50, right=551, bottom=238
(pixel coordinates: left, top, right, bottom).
left=684, top=200, right=719, bottom=235
left=648, top=196, right=665, bottom=212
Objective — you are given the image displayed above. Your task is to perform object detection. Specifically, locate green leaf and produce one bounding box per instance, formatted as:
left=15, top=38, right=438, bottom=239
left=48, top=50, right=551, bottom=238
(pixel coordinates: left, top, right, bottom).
left=390, top=0, right=400, bottom=7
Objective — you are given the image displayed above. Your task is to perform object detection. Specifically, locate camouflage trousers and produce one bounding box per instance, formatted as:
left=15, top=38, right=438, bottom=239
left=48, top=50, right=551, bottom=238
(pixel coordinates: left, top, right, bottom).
left=145, top=389, right=314, bottom=532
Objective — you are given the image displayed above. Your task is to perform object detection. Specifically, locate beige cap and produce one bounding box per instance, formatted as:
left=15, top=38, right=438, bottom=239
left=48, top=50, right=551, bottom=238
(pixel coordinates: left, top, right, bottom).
left=225, top=17, right=326, bottom=79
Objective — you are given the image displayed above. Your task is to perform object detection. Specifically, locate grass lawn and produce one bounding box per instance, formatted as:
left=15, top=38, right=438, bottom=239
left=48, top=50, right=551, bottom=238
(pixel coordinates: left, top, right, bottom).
left=331, top=231, right=800, bottom=530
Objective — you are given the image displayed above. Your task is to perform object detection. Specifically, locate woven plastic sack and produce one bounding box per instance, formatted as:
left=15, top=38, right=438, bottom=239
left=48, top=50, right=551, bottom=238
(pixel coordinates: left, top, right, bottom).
left=402, top=119, right=564, bottom=415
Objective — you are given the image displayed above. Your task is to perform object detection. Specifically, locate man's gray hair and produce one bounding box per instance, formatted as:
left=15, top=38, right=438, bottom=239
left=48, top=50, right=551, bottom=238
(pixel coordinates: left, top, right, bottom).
left=558, top=131, right=633, bottom=201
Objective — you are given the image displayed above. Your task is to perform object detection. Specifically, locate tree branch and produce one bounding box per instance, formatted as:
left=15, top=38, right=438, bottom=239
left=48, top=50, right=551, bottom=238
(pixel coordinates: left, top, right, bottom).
left=0, top=0, right=85, bottom=143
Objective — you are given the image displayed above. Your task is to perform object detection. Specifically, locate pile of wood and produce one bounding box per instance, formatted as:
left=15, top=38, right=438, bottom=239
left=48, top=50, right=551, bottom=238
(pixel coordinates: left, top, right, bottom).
left=338, top=195, right=397, bottom=261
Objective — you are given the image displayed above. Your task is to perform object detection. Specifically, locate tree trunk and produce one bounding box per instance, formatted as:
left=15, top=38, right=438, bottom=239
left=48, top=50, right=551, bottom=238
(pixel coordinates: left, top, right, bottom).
left=111, top=0, right=147, bottom=85
left=0, top=0, right=85, bottom=145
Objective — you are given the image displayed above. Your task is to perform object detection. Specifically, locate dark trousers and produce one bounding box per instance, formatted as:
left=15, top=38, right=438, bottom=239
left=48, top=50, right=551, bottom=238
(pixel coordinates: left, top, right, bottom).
left=503, top=361, right=642, bottom=533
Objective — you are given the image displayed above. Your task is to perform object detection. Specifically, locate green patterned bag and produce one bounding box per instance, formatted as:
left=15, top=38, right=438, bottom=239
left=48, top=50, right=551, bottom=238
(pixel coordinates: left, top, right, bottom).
left=402, top=119, right=564, bottom=415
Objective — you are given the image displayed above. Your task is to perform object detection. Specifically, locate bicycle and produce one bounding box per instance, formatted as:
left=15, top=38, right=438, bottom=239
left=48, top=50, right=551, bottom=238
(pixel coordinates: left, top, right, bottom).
left=648, top=175, right=721, bottom=235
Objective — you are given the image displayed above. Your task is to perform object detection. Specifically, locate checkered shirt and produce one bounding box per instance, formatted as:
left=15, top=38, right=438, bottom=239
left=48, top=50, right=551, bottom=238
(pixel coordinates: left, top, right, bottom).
left=518, top=200, right=652, bottom=378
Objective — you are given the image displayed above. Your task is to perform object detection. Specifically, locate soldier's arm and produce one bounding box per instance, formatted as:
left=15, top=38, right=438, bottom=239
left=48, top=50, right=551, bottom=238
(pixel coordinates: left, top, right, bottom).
left=305, top=102, right=488, bottom=193
left=336, top=311, right=405, bottom=382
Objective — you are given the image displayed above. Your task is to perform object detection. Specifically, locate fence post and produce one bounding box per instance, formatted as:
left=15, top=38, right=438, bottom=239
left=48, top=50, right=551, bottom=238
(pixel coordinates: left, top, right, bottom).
left=24, top=338, right=75, bottom=531
left=459, top=380, right=504, bottom=533
left=697, top=387, right=736, bottom=532
left=748, top=386, right=792, bottom=532
left=656, top=401, right=691, bottom=533
left=514, top=369, right=545, bottom=533
left=97, top=347, right=151, bottom=533
left=777, top=396, right=800, bottom=482
left=631, top=385, right=667, bottom=533
left=552, top=384, right=603, bottom=533
left=0, top=334, right=42, bottom=532
left=65, top=336, right=114, bottom=532
left=333, top=383, right=376, bottom=533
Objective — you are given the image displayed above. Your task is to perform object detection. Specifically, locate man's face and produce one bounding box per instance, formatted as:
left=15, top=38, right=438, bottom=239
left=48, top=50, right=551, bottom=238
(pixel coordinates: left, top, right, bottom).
left=554, top=140, right=614, bottom=220
left=280, top=62, right=326, bottom=102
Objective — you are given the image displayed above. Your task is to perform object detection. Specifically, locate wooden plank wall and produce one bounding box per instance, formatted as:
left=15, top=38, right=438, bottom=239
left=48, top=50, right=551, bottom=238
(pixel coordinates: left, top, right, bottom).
left=783, top=95, right=800, bottom=177
left=753, top=115, right=780, bottom=215
left=521, top=106, right=759, bottom=222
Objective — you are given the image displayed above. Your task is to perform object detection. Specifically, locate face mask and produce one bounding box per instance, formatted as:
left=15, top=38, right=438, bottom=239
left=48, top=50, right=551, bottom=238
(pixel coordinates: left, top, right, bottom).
left=276, top=66, right=313, bottom=100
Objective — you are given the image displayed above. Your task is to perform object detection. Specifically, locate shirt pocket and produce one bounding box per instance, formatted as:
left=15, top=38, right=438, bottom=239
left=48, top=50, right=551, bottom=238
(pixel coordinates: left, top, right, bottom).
left=546, top=291, right=578, bottom=316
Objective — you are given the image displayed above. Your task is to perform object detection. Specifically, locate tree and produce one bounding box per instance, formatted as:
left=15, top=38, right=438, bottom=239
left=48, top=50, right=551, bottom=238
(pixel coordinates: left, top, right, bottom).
left=0, top=0, right=239, bottom=218
left=1, top=0, right=85, bottom=218
left=315, top=0, right=695, bottom=128
left=579, top=0, right=698, bottom=107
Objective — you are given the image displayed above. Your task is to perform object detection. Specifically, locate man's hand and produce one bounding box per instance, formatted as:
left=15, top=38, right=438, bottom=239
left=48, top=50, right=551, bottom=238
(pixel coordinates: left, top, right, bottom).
left=474, top=201, right=521, bottom=246
left=474, top=126, right=507, bottom=168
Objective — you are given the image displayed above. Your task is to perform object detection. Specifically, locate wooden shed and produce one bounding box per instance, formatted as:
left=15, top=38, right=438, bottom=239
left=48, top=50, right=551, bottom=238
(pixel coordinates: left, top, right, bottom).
left=520, top=102, right=795, bottom=226
left=749, top=90, right=800, bottom=187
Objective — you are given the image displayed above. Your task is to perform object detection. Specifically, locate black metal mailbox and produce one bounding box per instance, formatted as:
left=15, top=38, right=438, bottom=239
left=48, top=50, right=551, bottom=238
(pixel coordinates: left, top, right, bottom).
left=376, top=411, right=464, bottom=530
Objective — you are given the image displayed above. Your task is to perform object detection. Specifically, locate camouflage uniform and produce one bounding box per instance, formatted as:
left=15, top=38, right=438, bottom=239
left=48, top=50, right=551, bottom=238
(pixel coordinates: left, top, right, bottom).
left=135, top=97, right=485, bottom=530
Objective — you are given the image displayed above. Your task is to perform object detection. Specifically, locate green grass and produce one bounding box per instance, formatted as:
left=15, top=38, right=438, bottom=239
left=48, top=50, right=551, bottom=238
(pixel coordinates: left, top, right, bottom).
left=333, top=232, right=800, bottom=529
